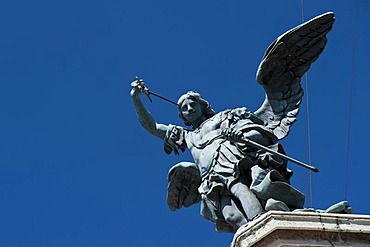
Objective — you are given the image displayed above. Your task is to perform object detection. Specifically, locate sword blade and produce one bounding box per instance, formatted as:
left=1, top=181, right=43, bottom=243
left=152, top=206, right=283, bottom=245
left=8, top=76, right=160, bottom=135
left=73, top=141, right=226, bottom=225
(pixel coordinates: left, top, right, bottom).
left=240, top=136, right=319, bottom=173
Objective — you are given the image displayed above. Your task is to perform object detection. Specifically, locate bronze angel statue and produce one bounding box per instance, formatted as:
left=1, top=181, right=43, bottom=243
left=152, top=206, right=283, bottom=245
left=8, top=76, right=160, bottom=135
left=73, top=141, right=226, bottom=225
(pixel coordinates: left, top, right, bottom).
left=131, top=12, right=342, bottom=233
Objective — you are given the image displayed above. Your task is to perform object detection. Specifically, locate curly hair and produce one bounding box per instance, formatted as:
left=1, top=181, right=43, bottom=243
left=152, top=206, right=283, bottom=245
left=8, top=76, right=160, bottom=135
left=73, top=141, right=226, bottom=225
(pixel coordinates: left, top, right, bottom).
left=177, top=91, right=216, bottom=127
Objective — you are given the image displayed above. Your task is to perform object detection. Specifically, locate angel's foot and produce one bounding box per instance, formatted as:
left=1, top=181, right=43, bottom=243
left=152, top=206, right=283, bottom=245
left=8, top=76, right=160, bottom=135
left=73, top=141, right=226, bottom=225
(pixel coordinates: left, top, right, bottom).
left=265, top=198, right=290, bottom=212
left=325, top=201, right=353, bottom=214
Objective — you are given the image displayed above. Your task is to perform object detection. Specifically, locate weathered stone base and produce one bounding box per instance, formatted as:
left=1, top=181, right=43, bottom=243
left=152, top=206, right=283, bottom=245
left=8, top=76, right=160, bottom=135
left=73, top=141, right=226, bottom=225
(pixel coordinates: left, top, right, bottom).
left=231, top=211, right=370, bottom=247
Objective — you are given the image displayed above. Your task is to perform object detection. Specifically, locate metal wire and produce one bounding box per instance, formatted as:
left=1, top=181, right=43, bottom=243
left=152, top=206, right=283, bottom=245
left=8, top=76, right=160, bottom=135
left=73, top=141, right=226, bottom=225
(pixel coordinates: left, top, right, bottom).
left=300, top=0, right=313, bottom=208
left=344, top=0, right=359, bottom=200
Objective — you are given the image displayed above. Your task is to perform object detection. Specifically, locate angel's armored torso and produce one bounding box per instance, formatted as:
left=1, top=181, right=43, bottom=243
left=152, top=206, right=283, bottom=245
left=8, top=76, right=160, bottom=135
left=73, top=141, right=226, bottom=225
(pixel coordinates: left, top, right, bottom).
left=165, top=108, right=277, bottom=179
left=186, top=111, right=228, bottom=177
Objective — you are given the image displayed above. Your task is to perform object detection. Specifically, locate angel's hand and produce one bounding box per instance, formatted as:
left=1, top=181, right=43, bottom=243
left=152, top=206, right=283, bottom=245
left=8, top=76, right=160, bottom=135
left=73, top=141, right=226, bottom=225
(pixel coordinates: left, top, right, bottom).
left=222, top=129, right=244, bottom=143
left=130, top=77, right=149, bottom=98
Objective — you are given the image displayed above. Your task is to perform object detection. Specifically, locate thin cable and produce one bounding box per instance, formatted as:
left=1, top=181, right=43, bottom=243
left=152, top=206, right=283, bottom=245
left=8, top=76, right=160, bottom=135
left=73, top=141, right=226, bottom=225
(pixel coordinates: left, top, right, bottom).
left=300, top=0, right=313, bottom=208
left=305, top=75, right=313, bottom=208
left=300, top=0, right=305, bottom=22
left=344, top=0, right=358, bottom=200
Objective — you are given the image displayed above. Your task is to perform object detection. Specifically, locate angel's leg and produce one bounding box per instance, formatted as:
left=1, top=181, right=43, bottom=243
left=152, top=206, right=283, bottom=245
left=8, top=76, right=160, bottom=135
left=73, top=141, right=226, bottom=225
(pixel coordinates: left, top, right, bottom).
left=230, top=182, right=264, bottom=220
left=220, top=195, right=248, bottom=230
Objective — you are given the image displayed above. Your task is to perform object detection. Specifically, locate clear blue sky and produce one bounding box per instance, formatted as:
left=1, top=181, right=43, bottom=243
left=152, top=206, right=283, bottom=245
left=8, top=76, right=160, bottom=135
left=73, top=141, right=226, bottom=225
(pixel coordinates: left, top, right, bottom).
left=1, top=1, right=369, bottom=246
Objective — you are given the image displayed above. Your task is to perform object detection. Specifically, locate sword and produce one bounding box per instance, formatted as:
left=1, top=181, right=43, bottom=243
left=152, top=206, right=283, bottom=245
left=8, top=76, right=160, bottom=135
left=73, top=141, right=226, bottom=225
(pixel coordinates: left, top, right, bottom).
left=222, top=129, right=319, bottom=173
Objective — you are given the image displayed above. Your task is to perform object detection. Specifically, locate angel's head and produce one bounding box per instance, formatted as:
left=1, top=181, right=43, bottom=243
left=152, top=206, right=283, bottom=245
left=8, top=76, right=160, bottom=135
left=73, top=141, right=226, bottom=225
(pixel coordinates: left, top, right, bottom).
left=177, top=91, right=215, bottom=127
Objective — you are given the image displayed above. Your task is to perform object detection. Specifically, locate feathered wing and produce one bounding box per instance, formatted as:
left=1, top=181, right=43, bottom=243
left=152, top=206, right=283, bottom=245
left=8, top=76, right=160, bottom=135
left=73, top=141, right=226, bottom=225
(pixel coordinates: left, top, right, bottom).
left=254, top=12, right=335, bottom=140
left=167, top=162, right=201, bottom=211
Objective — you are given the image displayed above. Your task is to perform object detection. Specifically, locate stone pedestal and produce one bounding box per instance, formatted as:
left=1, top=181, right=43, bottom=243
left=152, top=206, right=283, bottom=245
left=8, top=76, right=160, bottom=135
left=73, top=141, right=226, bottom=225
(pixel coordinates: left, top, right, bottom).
left=231, top=211, right=370, bottom=247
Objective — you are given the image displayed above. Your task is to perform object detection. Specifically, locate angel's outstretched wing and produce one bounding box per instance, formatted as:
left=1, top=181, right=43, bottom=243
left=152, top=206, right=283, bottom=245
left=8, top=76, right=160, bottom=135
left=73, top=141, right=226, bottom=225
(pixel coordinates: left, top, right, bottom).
left=254, top=12, right=335, bottom=140
left=167, top=162, right=201, bottom=211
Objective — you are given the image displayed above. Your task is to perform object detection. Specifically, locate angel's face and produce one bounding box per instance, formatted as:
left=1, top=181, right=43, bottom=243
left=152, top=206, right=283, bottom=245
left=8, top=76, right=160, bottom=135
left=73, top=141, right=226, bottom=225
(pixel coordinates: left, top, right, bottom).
left=180, top=98, right=204, bottom=125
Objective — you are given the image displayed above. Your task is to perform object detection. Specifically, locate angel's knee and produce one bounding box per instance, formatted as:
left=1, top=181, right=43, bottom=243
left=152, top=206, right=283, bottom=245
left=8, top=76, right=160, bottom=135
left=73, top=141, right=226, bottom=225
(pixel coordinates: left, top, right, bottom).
left=224, top=210, right=247, bottom=227
left=221, top=198, right=248, bottom=228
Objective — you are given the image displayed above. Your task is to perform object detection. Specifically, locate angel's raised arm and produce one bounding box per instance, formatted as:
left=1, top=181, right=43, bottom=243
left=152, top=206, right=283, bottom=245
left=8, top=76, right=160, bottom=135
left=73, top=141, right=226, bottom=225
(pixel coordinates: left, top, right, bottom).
left=130, top=81, right=169, bottom=140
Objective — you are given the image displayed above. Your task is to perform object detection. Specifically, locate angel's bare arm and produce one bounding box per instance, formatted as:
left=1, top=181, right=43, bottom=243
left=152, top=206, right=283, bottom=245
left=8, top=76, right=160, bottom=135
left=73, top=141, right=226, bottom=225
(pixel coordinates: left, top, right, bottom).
left=131, top=86, right=168, bottom=139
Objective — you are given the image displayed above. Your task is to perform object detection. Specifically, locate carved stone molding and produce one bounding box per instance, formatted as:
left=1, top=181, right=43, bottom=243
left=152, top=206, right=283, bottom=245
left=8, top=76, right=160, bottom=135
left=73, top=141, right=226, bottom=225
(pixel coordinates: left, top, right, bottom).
left=231, top=211, right=370, bottom=247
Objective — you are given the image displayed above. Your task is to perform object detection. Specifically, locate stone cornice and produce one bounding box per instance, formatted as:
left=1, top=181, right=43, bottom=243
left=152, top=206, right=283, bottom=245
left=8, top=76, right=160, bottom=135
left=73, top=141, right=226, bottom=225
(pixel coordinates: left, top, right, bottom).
left=231, top=211, right=370, bottom=247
